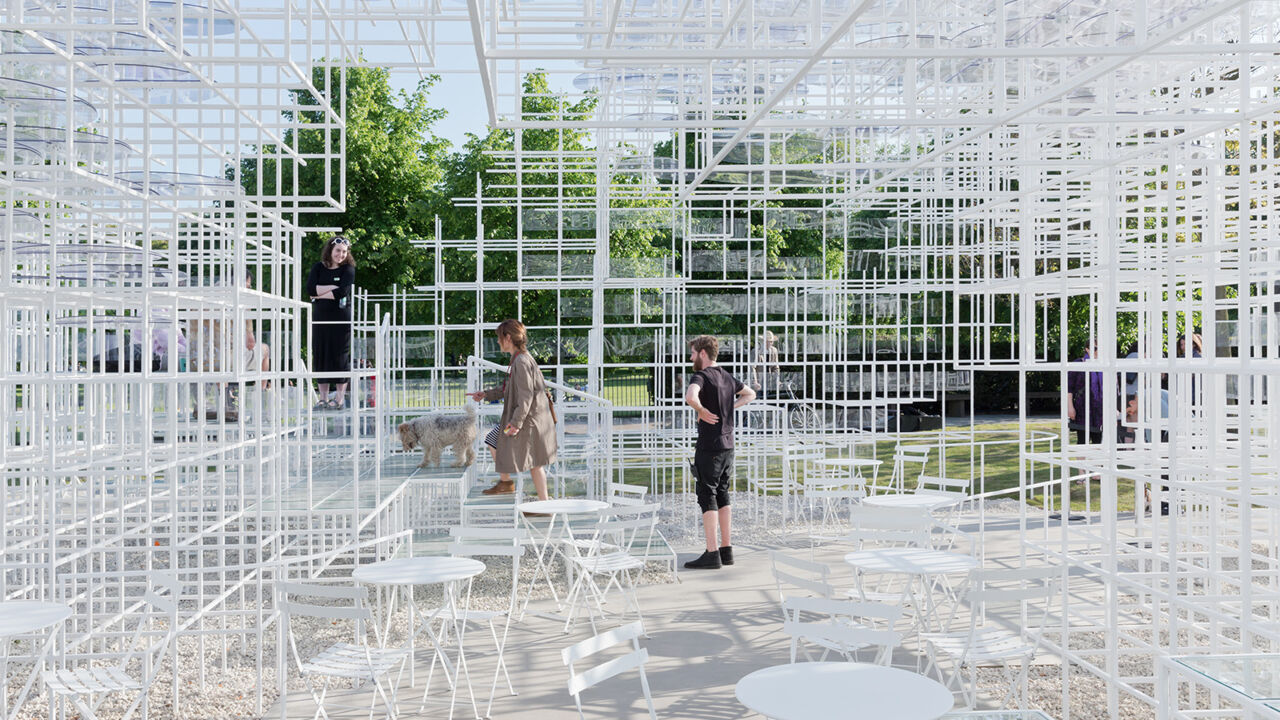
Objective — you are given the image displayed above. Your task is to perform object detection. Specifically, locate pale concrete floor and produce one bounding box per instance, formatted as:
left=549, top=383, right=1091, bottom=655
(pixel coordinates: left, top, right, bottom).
left=273, top=516, right=1070, bottom=720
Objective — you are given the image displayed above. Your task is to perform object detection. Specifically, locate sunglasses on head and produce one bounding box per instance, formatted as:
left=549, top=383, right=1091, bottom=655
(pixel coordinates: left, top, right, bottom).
left=332, top=236, right=350, bottom=246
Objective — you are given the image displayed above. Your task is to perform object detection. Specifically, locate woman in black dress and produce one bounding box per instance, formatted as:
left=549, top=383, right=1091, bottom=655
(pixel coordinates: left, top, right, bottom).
left=307, top=236, right=355, bottom=409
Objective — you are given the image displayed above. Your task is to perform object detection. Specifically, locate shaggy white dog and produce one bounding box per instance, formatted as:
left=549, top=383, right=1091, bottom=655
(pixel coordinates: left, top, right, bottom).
left=397, top=405, right=477, bottom=468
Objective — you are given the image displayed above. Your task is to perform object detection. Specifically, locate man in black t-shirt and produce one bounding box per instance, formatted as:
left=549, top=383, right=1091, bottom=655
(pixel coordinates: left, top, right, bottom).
left=683, top=335, right=756, bottom=570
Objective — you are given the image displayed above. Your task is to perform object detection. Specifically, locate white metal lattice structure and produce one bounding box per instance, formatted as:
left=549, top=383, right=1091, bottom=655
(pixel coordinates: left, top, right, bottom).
left=0, top=3, right=451, bottom=716
left=452, top=1, right=1280, bottom=717
left=4, top=1, right=1279, bottom=719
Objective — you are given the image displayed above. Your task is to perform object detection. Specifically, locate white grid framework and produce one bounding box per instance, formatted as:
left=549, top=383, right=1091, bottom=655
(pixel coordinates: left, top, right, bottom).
left=3, top=1, right=1280, bottom=719
left=0, top=2, right=455, bottom=716
left=451, top=0, right=1280, bottom=716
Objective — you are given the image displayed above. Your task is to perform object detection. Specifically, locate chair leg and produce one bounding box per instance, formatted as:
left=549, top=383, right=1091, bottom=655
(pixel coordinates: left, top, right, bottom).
left=636, top=665, right=659, bottom=720
left=585, top=572, right=608, bottom=615
left=966, top=661, right=978, bottom=709
left=485, top=617, right=515, bottom=718
left=581, top=575, right=602, bottom=635
left=68, top=695, right=100, bottom=720
left=308, top=676, right=333, bottom=720
left=622, top=570, right=646, bottom=636
left=562, top=567, right=589, bottom=633
left=372, top=672, right=399, bottom=720
left=922, top=647, right=943, bottom=684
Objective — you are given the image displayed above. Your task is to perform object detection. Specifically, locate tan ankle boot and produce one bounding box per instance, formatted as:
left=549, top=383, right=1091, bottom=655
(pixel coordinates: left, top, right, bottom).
left=481, top=480, right=516, bottom=495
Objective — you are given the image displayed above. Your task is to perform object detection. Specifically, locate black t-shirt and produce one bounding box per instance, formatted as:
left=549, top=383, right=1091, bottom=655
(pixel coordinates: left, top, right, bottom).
left=689, top=366, right=745, bottom=451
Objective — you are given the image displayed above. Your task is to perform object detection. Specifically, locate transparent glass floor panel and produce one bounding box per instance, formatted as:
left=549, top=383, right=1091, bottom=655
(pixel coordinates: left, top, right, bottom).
left=1174, top=655, right=1280, bottom=700
left=257, top=452, right=464, bottom=513
left=936, top=707, right=1054, bottom=712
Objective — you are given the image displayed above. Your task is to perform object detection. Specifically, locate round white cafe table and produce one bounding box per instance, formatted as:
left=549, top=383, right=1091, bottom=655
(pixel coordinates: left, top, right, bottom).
left=518, top=499, right=609, bottom=619
left=735, top=662, right=953, bottom=720
left=814, top=458, right=883, bottom=470
left=843, top=547, right=978, bottom=576
left=353, top=556, right=485, bottom=586
left=863, top=493, right=959, bottom=511
left=814, top=458, right=882, bottom=482
left=0, top=601, right=72, bottom=720
left=354, top=557, right=485, bottom=719
left=519, top=499, right=608, bottom=515
left=844, top=548, right=978, bottom=632
left=0, top=601, right=72, bottom=637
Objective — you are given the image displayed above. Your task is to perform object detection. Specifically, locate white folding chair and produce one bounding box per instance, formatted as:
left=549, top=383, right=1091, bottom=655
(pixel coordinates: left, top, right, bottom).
left=562, top=621, right=658, bottom=720
left=278, top=581, right=409, bottom=720
left=607, top=483, right=678, bottom=578
left=562, top=504, right=658, bottom=633
left=802, top=447, right=867, bottom=533
left=914, top=475, right=969, bottom=505
left=44, top=574, right=182, bottom=720
left=914, top=475, right=971, bottom=522
left=769, top=551, right=839, bottom=622
left=805, top=478, right=867, bottom=545
left=785, top=443, right=826, bottom=521
left=883, top=444, right=930, bottom=493
left=781, top=596, right=903, bottom=665
left=447, top=526, right=527, bottom=716
left=842, top=505, right=934, bottom=550
left=743, top=436, right=790, bottom=527
left=607, top=482, right=648, bottom=506
left=840, top=505, right=934, bottom=610
left=922, top=565, right=1060, bottom=709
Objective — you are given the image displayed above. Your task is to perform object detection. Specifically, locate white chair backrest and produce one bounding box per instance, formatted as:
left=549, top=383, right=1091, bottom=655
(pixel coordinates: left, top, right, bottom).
left=780, top=596, right=903, bottom=664
left=278, top=581, right=372, bottom=622
left=843, top=505, right=933, bottom=548
left=770, top=551, right=837, bottom=607
left=562, top=621, right=657, bottom=720
left=916, top=475, right=968, bottom=495
left=121, top=573, right=182, bottom=680
left=887, top=444, right=930, bottom=490
left=967, top=566, right=1060, bottom=607
left=895, top=445, right=931, bottom=463
left=607, top=482, right=649, bottom=507
left=962, top=565, right=1061, bottom=639
left=784, top=444, right=827, bottom=462
left=591, top=504, right=660, bottom=556
left=277, top=582, right=374, bottom=669
left=781, top=595, right=902, bottom=625
left=784, top=444, right=827, bottom=481
left=805, top=477, right=866, bottom=495
left=449, top=526, right=526, bottom=612
left=448, top=526, right=527, bottom=559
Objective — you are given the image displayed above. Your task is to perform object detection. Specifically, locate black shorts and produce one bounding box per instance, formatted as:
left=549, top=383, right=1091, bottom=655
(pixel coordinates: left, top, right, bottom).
left=692, top=449, right=734, bottom=513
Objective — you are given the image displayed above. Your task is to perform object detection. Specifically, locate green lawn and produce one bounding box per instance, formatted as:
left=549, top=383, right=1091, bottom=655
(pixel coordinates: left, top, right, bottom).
left=598, top=373, right=651, bottom=407
left=387, top=373, right=652, bottom=408
left=615, top=420, right=1139, bottom=512
left=390, top=374, right=1135, bottom=512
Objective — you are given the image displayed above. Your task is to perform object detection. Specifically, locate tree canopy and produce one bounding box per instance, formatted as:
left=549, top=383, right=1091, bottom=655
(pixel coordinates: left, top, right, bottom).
left=239, top=64, right=450, bottom=297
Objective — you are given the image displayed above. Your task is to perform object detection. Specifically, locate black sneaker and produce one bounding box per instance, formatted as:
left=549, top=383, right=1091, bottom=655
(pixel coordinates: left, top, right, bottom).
left=719, top=546, right=734, bottom=566
left=684, top=550, right=722, bottom=570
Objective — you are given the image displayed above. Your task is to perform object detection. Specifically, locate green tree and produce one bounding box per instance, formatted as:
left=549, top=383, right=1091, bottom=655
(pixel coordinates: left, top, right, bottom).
left=238, top=64, right=450, bottom=301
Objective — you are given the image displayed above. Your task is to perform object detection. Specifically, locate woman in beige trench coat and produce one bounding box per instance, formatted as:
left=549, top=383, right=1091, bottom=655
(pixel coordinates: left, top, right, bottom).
left=468, top=319, right=558, bottom=500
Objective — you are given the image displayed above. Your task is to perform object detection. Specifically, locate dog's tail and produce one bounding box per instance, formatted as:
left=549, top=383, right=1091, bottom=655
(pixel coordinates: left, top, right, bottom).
left=463, top=403, right=476, bottom=417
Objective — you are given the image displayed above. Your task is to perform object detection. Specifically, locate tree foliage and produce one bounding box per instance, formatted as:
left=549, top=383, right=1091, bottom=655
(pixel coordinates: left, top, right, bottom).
left=239, top=64, right=450, bottom=300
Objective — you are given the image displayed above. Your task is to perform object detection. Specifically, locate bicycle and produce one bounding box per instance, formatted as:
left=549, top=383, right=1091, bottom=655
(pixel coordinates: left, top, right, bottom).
left=743, top=379, right=823, bottom=431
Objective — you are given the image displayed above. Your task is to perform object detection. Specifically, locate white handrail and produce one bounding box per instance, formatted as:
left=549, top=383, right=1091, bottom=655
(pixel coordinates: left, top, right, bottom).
left=466, top=355, right=613, bottom=407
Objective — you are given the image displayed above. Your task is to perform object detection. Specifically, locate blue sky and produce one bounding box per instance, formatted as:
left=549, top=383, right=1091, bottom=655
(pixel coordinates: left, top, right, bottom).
left=390, top=42, right=580, bottom=150
left=418, top=42, right=491, bottom=149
